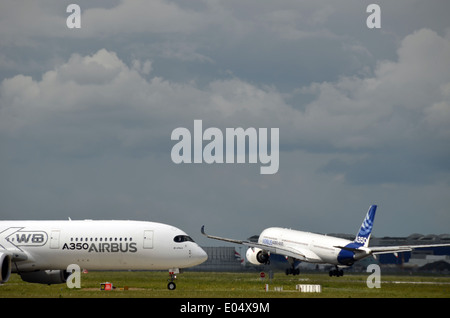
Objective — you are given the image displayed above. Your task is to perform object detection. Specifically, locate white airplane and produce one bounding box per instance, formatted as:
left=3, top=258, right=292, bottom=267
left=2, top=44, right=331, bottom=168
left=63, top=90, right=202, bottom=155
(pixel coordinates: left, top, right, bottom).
left=0, top=219, right=207, bottom=289
left=202, top=205, right=450, bottom=276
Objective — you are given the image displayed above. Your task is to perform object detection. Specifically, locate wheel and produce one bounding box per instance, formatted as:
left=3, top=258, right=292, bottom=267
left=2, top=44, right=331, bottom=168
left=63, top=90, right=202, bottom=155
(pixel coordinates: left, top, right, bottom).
left=329, top=269, right=344, bottom=277
left=168, top=282, right=176, bottom=290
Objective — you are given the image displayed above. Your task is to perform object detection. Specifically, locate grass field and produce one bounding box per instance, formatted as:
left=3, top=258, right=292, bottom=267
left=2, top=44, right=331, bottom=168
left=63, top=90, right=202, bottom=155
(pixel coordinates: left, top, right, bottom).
left=1, top=270, right=449, bottom=298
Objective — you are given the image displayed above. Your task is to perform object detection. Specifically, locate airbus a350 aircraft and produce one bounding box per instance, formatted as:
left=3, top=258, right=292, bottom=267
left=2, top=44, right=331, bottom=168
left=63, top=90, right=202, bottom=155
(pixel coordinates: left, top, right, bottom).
left=202, top=205, right=450, bottom=276
left=0, top=219, right=207, bottom=289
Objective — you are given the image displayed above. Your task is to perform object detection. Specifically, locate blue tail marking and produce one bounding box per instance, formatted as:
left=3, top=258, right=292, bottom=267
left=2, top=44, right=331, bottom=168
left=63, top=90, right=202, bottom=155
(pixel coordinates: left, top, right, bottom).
left=354, top=205, right=377, bottom=247
left=337, top=205, right=377, bottom=265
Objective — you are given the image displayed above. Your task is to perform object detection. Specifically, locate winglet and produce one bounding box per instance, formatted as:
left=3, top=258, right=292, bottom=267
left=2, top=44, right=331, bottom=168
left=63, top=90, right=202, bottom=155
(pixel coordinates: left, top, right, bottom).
left=200, top=225, right=245, bottom=244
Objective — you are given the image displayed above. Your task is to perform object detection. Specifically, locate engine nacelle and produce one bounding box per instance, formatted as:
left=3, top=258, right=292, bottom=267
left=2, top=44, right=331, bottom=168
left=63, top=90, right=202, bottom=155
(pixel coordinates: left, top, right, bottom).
left=0, top=252, right=12, bottom=283
left=246, top=247, right=270, bottom=265
left=20, top=270, right=69, bottom=285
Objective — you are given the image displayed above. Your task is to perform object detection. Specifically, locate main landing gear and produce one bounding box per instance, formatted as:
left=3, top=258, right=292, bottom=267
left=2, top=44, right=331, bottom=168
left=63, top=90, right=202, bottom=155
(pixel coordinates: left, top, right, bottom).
left=285, top=258, right=300, bottom=275
left=285, top=267, right=300, bottom=275
left=329, top=266, right=344, bottom=277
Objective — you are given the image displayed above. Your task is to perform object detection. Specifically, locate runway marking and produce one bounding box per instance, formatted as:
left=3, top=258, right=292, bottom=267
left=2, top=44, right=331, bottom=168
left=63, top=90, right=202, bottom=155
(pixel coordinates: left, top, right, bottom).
left=385, top=281, right=450, bottom=285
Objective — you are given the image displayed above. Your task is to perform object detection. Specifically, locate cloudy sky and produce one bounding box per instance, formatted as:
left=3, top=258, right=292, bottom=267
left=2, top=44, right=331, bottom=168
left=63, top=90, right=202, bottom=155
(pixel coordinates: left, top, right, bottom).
left=1, top=0, right=449, bottom=245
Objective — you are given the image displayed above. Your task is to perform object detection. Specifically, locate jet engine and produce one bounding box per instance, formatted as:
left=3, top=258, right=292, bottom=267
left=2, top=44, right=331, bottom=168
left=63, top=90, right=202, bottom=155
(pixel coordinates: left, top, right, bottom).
left=246, top=247, right=270, bottom=265
left=0, top=252, right=12, bottom=283
left=20, top=270, right=70, bottom=285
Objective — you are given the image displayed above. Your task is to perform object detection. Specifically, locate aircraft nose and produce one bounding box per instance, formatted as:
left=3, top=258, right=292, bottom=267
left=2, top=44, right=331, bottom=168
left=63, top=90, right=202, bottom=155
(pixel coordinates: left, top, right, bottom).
left=192, top=245, right=208, bottom=265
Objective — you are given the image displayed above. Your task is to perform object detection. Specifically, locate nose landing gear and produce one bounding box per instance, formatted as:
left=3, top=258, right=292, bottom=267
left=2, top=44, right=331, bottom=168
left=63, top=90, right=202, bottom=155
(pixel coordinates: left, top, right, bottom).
left=167, top=268, right=179, bottom=290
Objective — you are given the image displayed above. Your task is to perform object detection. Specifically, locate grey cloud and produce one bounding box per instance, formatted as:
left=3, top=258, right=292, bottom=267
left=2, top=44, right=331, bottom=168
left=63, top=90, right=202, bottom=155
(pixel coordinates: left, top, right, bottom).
left=2, top=29, right=450, bottom=179
left=2, top=27, right=450, bottom=184
left=291, top=29, right=450, bottom=183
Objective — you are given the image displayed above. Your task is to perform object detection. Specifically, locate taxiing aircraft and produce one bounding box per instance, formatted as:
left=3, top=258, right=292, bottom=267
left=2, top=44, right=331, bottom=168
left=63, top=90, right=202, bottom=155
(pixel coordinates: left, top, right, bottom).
left=202, top=205, right=450, bottom=276
left=0, top=220, right=207, bottom=289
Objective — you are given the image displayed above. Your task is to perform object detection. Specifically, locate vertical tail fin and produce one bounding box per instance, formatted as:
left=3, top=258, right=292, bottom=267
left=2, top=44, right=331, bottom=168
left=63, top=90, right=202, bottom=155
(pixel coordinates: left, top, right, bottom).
left=354, top=205, right=377, bottom=247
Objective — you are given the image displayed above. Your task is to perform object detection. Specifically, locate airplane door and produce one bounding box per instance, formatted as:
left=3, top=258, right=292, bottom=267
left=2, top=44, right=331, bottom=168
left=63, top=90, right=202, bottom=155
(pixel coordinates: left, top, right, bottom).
left=50, top=230, right=60, bottom=249
left=143, top=230, right=154, bottom=249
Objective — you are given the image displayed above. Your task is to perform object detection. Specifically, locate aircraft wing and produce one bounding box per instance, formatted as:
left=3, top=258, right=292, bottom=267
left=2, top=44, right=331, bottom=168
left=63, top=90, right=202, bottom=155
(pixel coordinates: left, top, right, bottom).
left=369, top=243, right=450, bottom=255
left=334, top=243, right=450, bottom=256
left=201, top=225, right=247, bottom=245
left=201, top=226, right=320, bottom=262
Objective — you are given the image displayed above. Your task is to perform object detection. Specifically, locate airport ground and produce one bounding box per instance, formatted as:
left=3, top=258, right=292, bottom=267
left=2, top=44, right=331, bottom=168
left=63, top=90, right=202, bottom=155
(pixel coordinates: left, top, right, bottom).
left=0, top=270, right=449, bottom=298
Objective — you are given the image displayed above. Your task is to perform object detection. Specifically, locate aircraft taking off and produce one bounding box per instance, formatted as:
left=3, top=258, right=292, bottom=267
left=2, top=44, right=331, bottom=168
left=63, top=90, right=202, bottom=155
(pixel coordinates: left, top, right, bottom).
left=0, top=220, right=207, bottom=289
left=202, top=205, right=450, bottom=276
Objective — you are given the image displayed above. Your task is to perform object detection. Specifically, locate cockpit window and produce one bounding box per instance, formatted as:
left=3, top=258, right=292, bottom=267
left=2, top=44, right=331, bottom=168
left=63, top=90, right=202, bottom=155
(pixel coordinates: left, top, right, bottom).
left=173, top=235, right=195, bottom=243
